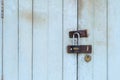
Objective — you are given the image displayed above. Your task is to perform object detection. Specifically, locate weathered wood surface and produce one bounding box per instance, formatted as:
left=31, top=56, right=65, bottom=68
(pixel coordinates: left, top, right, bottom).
left=0, top=0, right=119, bottom=80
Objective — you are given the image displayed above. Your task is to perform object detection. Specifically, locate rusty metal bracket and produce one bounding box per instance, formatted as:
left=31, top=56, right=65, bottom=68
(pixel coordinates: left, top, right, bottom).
left=69, top=30, right=88, bottom=38
left=67, top=45, right=92, bottom=53
left=67, top=30, right=92, bottom=54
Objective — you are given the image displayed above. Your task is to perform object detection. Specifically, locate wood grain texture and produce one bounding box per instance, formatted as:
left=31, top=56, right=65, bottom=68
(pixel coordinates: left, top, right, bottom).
left=0, top=0, right=117, bottom=80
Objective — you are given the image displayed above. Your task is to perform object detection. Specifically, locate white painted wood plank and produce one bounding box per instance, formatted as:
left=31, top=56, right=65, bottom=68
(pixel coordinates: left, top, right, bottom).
left=94, top=0, right=107, bottom=80
left=78, top=0, right=94, bottom=80
left=33, top=0, right=48, bottom=80
left=63, top=0, right=77, bottom=80
left=48, top=0, right=62, bottom=80
left=108, top=0, right=120, bottom=80
left=19, top=0, right=32, bottom=80
left=3, top=0, right=18, bottom=80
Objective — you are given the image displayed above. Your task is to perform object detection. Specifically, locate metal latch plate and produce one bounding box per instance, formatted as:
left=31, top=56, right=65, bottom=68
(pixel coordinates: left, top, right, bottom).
left=67, top=45, right=92, bottom=53
left=69, top=30, right=88, bottom=38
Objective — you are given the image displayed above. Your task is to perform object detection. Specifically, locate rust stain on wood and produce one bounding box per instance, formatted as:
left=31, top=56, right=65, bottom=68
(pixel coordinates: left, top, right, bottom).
left=34, top=13, right=47, bottom=24
left=78, top=0, right=84, bottom=18
left=21, top=11, right=32, bottom=22
left=78, top=0, right=94, bottom=17
left=88, top=0, right=94, bottom=13
left=21, top=11, right=47, bottom=24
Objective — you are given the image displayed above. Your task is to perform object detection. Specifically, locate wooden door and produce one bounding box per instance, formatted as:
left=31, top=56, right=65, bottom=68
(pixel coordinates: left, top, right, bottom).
left=0, top=0, right=120, bottom=80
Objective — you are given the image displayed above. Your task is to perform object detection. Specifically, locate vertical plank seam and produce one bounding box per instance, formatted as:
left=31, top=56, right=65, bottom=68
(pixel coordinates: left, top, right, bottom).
left=93, top=0, right=95, bottom=80
left=32, top=0, right=34, bottom=80
left=18, top=0, right=19, bottom=80
left=77, top=0, right=79, bottom=80
left=1, top=13, right=3, bottom=80
left=62, top=0, right=64, bottom=79
left=1, top=0, right=4, bottom=79
left=47, top=0, right=49, bottom=79
left=106, top=0, right=109, bottom=80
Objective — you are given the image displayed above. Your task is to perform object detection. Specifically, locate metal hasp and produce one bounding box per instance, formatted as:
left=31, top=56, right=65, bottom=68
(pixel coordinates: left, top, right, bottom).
left=67, top=30, right=92, bottom=53
left=67, top=45, right=92, bottom=53
left=69, top=30, right=88, bottom=38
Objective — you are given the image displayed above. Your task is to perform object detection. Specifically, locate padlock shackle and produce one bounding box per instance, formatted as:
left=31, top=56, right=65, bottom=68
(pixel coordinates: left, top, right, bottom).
left=73, top=32, right=80, bottom=45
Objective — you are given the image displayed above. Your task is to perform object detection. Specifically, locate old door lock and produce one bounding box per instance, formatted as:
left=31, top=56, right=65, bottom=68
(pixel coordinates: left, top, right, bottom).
left=67, top=30, right=92, bottom=53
